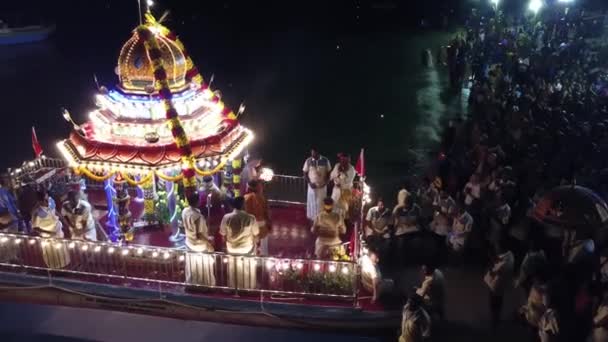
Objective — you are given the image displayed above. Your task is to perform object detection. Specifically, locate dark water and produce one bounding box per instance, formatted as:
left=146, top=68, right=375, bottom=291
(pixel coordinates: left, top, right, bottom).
left=0, top=302, right=379, bottom=341
left=0, top=4, right=465, bottom=201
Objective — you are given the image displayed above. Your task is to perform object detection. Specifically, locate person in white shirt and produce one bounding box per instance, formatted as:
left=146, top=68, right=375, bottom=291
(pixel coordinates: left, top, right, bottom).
left=330, top=153, right=356, bottom=217
left=311, top=198, right=346, bottom=259
left=463, top=173, right=482, bottom=209
left=399, top=294, right=432, bottom=342
left=182, top=192, right=215, bottom=286
left=393, top=196, right=421, bottom=237
left=31, top=190, right=70, bottom=269
left=430, top=190, right=455, bottom=238
left=219, top=196, right=259, bottom=289
left=61, top=190, right=97, bottom=241
left=303, top=148, right=332, bottom=221
left=365, top=199, right=391, bottom=239
left=484, top=241, right=515, bottom=330
left=448, top=205, right=473, bottom=252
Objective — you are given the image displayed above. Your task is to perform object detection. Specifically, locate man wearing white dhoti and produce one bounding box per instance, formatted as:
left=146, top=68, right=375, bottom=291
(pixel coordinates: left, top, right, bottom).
left=62, top=191, right=97, bottom=241
left=31, top=190, right=70, bottom=269
left=183, top=192, right=215, bottom=286
left=330, top=153, right=356, bottom=217
left=303, top=148, right=331, bottom=221
left=220, top=197, right=260, bottom=290
left=311, top=198, right=346, bottom=259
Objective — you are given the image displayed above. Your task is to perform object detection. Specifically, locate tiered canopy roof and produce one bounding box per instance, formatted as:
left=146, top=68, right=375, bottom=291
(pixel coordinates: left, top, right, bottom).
left=57, top=15, right=253, bottom=173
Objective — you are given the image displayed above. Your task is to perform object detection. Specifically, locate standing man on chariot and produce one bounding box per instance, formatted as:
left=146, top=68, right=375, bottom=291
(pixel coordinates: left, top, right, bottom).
left=182, top=192, right=215, bottom=286
left=61, top=190, right=96, bottom=241
left=303, top=148, right=331, bottom=221
left=330, top=153, right=356, bottom=217
left=244, top=180, right=271, bottom=256
left=31, top=190, right=70, bottom=269
left=311, top=198, right=346, bottom=259
left=219, top=196, right=259, bottom=289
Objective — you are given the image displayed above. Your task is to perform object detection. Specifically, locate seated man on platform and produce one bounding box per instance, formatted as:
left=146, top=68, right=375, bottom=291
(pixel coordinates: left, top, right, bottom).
left=311, top=198, right=346, bottom=259
left=31, top=190, right=70, bottom=269
left=365, top=198, right=391, bottom=239
left=0, top=179, right=20, bottom=233
left=182, top=192, right=215, bottom=286
left=219, top=196, right=259, bottom=289
left=62, top=190, right=96, bottom=241
left=244, top=180, right=271, bottom=256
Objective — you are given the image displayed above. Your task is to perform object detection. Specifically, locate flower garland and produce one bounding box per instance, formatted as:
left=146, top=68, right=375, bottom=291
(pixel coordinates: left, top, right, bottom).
left=76, top=167, right=115, bottom=182
left=155, top=170, right=183, bottom=182
left=119, top=171, right=154, bottom=186
left=144, top=12, right=236, bottom=121
left=193, top=158, right=227, bottom=177
left=137, top=20, right=196, bottom=191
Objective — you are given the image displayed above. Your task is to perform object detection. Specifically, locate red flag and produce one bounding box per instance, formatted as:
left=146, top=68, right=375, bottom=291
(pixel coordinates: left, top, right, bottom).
left=355, top=148, right=365, bottom=177
left=32, top=126, right=43, bottom=158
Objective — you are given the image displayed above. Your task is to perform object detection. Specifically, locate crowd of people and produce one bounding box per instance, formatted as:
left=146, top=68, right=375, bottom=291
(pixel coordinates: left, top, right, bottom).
left=360, top=5, right=608, bottom=342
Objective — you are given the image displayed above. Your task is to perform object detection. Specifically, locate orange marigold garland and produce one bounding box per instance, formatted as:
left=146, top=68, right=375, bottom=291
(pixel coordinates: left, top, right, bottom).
left=143, top=12, right=237, bottom=121
left=137, top=23, right=196, bottom=193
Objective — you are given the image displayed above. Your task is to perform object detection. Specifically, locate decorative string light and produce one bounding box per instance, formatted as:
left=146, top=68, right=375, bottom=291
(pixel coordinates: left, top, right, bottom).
left=108, top=247, right=115, bottom=254
left=328, top=264, right=337, bottom=273
left=313, top=264, right=321, bottom=272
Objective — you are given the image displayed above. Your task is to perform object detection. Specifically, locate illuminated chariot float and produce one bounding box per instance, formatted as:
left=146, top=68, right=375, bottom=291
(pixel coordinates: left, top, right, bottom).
left=0, top=12, right=393, bottom=332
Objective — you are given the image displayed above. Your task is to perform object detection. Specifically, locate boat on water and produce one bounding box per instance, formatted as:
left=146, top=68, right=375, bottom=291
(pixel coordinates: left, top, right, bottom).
left=0, top=11, right=397, bottom=333
left=0, top=25, right=55, bottom=46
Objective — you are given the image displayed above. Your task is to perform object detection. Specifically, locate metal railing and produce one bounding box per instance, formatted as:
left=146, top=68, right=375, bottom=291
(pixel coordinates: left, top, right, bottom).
left=265, top=174, right=307, bottom=205
left=0, top=233, right=358, bottom=302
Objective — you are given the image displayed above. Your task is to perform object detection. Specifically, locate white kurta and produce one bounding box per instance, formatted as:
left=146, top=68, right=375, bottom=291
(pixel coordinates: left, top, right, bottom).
left=62, top=200, right=97, bottom=241
left=182, top=207, right=215, bottom=286
left=220, top=210, right=259, bottom=290
left=31, top=205, right=70, bottom=269
left=303, top=156, right=331, bottom=220
left=330, top=164, right=356, bottom=216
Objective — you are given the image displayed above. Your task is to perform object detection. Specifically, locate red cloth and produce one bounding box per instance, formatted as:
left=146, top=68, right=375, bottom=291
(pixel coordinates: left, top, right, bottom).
left=355, top=148, right=365, bottom=177
left=31, top=126, right=43, bottom=158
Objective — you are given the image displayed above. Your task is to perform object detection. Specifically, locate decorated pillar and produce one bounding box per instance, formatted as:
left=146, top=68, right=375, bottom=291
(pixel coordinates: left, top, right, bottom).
left=113, top=174, right=133, bottom=242
left=103, top=176, right=119, bottom=240
left=232, top=158, right=243, bottom=198
left=223, top=161, right=234, bottom=198
left=142, top=178, right=155, bottom=221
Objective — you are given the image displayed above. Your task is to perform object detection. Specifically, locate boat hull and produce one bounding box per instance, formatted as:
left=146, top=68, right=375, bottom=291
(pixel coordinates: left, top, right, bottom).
left=0, top=271, right=399, bottom=333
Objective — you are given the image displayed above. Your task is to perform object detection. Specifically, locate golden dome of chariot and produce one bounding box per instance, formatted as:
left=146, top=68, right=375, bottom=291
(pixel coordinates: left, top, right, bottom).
left=117, top=25, right=188, bottom=93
